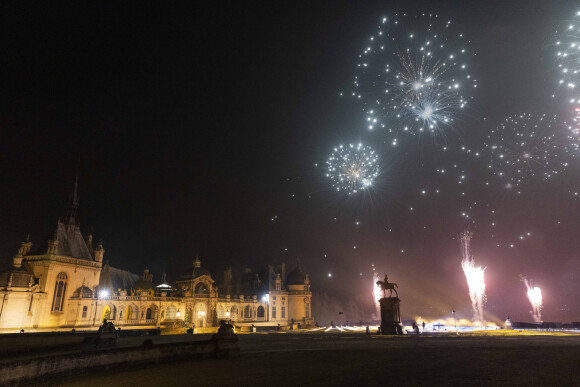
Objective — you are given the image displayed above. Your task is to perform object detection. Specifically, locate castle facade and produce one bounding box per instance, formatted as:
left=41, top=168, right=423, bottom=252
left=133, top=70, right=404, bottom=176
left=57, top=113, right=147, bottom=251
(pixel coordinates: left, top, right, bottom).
left=0, top=184, right=313, bottom=332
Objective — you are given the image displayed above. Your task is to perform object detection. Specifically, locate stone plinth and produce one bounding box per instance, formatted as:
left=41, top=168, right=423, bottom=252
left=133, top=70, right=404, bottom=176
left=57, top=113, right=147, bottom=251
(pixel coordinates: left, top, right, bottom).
left=379, top=297, right=403, bottom=335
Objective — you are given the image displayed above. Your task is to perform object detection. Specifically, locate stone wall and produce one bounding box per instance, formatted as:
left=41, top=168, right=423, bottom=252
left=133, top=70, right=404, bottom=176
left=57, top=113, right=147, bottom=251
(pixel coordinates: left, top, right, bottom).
left=0, top=335, right=239, bottom=385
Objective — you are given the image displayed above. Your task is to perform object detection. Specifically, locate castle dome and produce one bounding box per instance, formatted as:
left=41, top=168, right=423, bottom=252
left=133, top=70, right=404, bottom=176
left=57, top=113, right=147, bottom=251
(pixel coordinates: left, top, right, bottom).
left=287, top=262, right=306, bottom=285
left=180, top=257, right=210, bottom=280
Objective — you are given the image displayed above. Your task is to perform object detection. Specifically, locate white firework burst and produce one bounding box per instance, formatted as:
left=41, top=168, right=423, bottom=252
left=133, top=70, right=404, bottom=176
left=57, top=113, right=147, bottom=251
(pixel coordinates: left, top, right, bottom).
left=326, top=143, right=380, bottom=195
left=354, top=13, right=476, bottom=139
left=484, top=113, right=574, bottom=189
left=554, top=10, right=580, bottom=103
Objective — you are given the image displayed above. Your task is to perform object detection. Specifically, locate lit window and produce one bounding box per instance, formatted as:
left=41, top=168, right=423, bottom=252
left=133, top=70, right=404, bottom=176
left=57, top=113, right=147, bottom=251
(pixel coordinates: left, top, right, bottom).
left=166, top=306, right=177, bottom=319
left=126, top=305, right=138, bottom=321
left=51, top=272, right=68, bottom=312
left=82, top=306, right=88, bottom=318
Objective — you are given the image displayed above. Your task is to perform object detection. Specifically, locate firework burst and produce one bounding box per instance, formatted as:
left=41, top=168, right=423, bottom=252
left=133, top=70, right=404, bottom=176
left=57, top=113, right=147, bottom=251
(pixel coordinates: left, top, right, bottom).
left=484, top=114, right=574, bottom=189
left=554, top=10, right=580, bottom=103
left=353, top=13, right=476, bottom=139
left=326, top=143, right=380, bottom=195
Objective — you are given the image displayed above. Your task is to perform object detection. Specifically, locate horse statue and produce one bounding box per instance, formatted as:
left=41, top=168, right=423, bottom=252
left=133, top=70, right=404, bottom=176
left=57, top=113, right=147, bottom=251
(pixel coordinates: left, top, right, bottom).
left=376, top=274, right=398, bottom=298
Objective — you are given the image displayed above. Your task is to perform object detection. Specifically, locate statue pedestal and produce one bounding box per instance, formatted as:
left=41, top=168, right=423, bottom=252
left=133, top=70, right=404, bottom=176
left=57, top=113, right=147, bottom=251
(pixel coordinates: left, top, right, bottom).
left=379, top=297, right=403, bottom=335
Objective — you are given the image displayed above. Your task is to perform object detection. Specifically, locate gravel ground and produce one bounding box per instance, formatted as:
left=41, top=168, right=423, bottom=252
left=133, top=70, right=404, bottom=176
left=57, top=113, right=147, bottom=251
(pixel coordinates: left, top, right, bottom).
left=52, top=331, right=580, bottom=386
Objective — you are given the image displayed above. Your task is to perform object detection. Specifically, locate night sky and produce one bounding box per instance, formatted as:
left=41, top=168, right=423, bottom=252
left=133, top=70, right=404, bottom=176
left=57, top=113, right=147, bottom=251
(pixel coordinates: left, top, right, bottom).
left=2, top=0, right=580, bottom=324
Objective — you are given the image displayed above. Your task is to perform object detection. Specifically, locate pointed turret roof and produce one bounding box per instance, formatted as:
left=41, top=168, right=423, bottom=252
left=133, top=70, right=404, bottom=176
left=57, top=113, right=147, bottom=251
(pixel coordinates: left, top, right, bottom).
left=30, top=179, right=94, bottom=261
left=64, top=177, right=79, bottom=226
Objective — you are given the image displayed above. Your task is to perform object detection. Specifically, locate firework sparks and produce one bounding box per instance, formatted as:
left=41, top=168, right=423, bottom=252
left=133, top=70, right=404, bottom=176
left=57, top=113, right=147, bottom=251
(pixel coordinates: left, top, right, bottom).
left=484, top=114, right=574, bottom=189
left=326, top=143, right=380, bottom=195
left=459, top=230, right=486, bottom=325
left=554, top=10, right=580, bottom=103
left=373, top=273, right=381, bottom=318
left=353, top=13, right=476, bottom=138
left=570, top=106, right=580, bottom=146
left=520, top=275, right=543, bottom=323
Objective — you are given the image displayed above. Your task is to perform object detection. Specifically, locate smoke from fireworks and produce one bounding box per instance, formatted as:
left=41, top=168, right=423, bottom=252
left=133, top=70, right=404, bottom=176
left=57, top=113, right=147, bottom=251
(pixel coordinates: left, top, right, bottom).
left=483, top=114, right=574, bottom=190
left=326, top=143, right=380, bottom=195
left=520, top=275, right=543, bottom=323
left=459, top=230, right=486, bottom=324
left=353, top=13, right=477, bottom=139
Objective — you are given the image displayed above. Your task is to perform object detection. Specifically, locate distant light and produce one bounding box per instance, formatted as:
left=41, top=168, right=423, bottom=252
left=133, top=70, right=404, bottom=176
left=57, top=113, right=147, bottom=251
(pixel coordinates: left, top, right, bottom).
left=98, top=290, right=109, bottom=298
left=328, top=273, right=332, bottom=278
left=262, top=294, right=269, bottom=302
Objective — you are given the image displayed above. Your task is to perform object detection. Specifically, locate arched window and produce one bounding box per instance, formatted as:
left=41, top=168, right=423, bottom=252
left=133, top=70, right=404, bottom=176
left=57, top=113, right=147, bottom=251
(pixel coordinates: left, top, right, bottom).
left=244, top=305, right=251, bottom=320
left=51, top=272, right=68, bottom=312
left=217, top=306, right=225, bottom=319
left=194, top=303, right=207, bottom=327
left=82, top=306, right=88, bottom=318
left=166, top=305, right=177, bottom=319
left=195, top=282, right=209, bottom=295
left=146, top=305, right=158, bottom=320
left=102, top=305, right=111, bottom=321
left=257, top=305, right=265, bottom=318
left=126, top=305, right=138, bottom=321
left=230, top=306, right=238, bottom=320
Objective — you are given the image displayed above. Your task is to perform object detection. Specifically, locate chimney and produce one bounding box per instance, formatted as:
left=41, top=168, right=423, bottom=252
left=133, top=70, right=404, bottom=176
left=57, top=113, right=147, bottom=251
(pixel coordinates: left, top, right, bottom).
left=94, top=241, right=105, bottom=263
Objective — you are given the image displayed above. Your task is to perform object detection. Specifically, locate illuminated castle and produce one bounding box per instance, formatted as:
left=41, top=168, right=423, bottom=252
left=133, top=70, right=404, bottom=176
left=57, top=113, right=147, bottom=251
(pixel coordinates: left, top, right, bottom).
left=0, top=182, right=313, bottom=332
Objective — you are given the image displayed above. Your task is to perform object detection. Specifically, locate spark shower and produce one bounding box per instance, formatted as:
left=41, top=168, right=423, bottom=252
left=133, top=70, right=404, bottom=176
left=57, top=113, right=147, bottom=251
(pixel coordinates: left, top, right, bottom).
left=459, top=231, right=486, bottom=325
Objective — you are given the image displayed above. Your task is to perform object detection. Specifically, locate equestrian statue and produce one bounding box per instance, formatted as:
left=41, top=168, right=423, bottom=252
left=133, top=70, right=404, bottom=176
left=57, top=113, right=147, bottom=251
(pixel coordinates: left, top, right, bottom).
left=376, top=274, right=398, bottom=298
